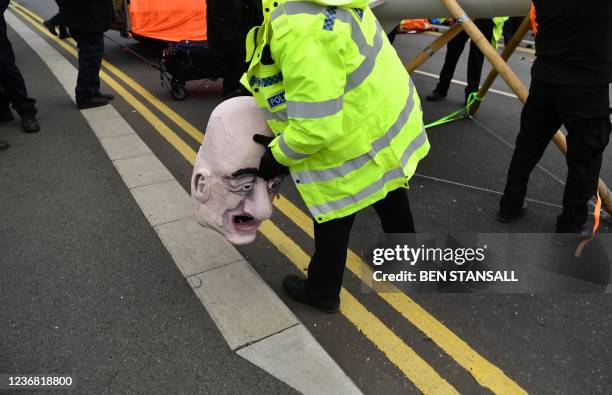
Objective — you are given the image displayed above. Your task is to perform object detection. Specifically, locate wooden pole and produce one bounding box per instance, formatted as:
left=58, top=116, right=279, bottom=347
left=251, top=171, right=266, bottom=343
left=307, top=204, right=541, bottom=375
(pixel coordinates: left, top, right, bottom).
left=438, top=0, right=612, bottom=215
left=405, top=23, right=463, bottom=73
left=469, top=15, right=531, bottom=115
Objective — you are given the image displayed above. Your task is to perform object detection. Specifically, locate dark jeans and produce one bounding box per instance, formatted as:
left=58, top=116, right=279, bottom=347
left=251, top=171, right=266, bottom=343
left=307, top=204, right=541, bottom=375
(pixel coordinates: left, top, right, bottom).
left=71, top=30, right=104, bottom=103
left=0, top=4, right=36, bottom=116
left=435, top=18, right=494, bottom=96
left=307, top=188, right=416, bottom=298
left=500, top=80, right=611, bottom=232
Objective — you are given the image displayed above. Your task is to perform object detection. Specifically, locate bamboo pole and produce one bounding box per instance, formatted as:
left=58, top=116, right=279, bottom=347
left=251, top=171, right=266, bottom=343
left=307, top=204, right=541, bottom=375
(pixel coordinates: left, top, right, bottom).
left=468, top=15, right=531, bottom=115
left=405, top=23, right=463, bottom=73
left=438, top=0, right=612, bottom=214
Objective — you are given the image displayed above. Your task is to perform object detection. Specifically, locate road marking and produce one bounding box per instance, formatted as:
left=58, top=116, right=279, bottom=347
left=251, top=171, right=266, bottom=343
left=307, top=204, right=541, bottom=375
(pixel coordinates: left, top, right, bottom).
left=6, top=9, right=359, bottom=393
left=12, top=4, right=528, bottom=393
left=260, top=220, right=459, bottom=394
left=273, top=197, right=528, bottom=395
left=11, top=2, right=204, bottom=144
left=10, top=4, right=457, bottom=391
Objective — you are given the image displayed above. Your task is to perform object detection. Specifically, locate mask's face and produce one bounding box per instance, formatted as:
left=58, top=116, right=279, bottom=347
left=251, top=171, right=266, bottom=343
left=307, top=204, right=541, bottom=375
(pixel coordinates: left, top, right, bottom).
left=193, top=169, right=282, bottom=244
left=191, top=96, right=283, bottom=245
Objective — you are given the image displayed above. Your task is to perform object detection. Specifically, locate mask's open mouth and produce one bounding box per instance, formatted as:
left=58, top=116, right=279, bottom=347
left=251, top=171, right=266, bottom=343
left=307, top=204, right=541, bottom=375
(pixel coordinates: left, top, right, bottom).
left=232, top=214, right=259, bottom=232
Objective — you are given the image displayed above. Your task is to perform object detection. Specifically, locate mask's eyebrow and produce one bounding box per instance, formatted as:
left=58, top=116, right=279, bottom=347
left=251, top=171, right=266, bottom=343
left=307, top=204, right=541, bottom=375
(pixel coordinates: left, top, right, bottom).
left=231, top=168, right=258, bottom=178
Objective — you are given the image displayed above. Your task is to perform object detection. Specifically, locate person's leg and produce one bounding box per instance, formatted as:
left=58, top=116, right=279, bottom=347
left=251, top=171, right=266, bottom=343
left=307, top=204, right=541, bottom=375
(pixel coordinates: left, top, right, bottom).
left=372, top=188, right=416, bottom=233
left=72, top=30, right=106, bottom=106
left=431, top=30, right=469, bottom=97
left=0, top=11, right=37, bottom=118
left=499, top=80, right=562, bottom=218
left=306, top=214, right=356, bottom=299
left=502, top=16, right=521, bottom=47
left=221, top=47, right=248, bottom=99
left=465, top=18, right=494, bottom=97
left=0, top=87, right=13, bottom=121
left=556, top=84, right=612, bottom=232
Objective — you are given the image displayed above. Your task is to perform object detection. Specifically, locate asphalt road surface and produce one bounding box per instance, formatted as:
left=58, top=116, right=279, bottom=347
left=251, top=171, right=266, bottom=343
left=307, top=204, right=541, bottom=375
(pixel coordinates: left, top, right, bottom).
left=2, top=1, right=611, bottom=393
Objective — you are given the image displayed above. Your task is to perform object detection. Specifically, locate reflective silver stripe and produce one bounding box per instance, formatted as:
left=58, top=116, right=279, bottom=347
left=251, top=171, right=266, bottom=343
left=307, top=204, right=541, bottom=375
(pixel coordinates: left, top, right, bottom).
left=270, top=2, right=381, bottom=92
left=293, top=79, right=415, bottom=185
left=278, top=133, right=309, bottom=160
left=264, top=108, right=288, bottom=122
left=346, top=22, right=383, bottom=92
left=401, top=125, right=428, bottom=168
left=271, top=1, right=324, bottom=21
left=287, top=96, right=343, bottom=119
left=308, top=167, right=406, bottom=218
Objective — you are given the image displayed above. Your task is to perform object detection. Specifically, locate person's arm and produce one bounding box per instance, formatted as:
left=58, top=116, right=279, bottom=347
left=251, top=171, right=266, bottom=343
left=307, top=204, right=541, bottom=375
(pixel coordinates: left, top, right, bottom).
left=269, top=28, right=349, bottom=167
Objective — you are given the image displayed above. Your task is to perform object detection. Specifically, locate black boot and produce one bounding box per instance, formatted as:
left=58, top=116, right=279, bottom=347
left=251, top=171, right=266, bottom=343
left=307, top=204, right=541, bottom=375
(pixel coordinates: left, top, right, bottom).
left=283, top=274, right=340, bottom=314
left=497, top=202, right=528, bottom=223
left=0, top=139, right=9, bottom=151
left=426, top=90, right=446, bottom=101
left=21, top=115, right=40, bottom=133
left=77, top=96, right=109, bottom=110
left=95, top=91, right=114, bottom=101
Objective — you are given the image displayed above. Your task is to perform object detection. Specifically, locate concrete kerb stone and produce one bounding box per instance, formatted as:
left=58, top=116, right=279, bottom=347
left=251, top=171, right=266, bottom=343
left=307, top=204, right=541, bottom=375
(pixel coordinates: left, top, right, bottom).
left=154, top=218, right=244, bottom=277
left=113, top=154, right=174, bottom=189
left=7, top=11, right=361, bottom=393
left=89, top=116, right=135, bottom=139
left=99, top=134, right=151, bottom=161
left=188, top=260, right=300, bottom=351
left=130, top=180, right=193, bottom=227
left=237, top=324, right=362, bottom=395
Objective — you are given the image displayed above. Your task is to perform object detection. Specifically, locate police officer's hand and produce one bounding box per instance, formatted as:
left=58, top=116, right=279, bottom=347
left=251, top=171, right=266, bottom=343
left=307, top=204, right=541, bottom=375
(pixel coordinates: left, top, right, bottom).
left=253, top=134, right=289, bottom=180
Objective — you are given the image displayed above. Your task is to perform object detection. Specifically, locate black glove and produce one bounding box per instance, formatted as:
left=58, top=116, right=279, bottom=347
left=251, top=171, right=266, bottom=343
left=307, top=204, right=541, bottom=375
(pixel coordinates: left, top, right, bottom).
left=253, top=134, right=289, bottom=180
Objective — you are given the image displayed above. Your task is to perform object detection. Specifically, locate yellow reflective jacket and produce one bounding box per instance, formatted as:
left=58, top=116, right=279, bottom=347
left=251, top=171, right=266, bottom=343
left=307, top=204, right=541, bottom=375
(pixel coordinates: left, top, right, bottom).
left=241, top=0, right=429, bottom=223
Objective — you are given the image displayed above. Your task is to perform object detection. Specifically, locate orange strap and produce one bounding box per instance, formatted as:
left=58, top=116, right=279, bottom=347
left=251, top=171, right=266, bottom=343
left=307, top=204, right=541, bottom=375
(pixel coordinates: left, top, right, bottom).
left=529, top=3, right=538, bottom=35
left=575, top=192, right=601, bottom=257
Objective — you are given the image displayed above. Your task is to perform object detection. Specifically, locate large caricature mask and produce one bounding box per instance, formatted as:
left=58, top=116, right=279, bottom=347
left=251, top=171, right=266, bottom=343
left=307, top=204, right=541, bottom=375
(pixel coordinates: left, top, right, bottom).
left=191, top=96, right=283, bottom=245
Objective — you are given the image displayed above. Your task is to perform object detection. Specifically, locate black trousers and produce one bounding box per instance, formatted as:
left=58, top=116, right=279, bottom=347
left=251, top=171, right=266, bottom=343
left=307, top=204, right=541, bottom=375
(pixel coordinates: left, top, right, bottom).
left=500, top=80, right=611, bottom=232
left=0, top=4, right=36, bottom=116
left=502, top=16, right=524, bottom=47
left=307, top=188, right=416, bottom=298
left=71, top=30, right=104, bottom=103
left=435, top=18, right=494, bottom=96
left=222, top=47, right=248, bottom=98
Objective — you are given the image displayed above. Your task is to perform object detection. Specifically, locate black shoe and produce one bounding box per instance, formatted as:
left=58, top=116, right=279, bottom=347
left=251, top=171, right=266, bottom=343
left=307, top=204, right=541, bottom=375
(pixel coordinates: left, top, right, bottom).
left=497, top=202, right=528, bottom=223
left=0, top=107, right=14, bottom=122
left=96, top=92, right=114, bottom=101
left=283, top=274, right=340, bottom=314
left=21, top=115, right=40, bottom=133
left=0, top=139, right=9, bottom=151
left=58, top=28, right=69, bottom=39
left=426, top=90, right=446, bottom=101
left=43, top=20, right=58, bottom=36
left=77, top=96, right=109, bottom=109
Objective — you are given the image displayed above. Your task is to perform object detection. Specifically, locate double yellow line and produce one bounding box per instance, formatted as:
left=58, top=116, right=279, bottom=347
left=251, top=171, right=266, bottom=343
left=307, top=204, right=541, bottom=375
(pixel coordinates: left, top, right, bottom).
left=11, top=3, right=527, bottom=394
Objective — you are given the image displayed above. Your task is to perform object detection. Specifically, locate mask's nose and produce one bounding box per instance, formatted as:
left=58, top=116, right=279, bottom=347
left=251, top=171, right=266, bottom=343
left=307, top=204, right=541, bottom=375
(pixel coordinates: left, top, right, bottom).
left=243, top=178, right=273, bottom=221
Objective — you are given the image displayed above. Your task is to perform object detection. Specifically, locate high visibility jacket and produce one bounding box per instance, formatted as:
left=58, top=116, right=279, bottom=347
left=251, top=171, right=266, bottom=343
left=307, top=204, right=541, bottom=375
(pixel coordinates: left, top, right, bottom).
left=492, top=17, right=509, bottom=48
left=241, top=0, right=429, bottom=223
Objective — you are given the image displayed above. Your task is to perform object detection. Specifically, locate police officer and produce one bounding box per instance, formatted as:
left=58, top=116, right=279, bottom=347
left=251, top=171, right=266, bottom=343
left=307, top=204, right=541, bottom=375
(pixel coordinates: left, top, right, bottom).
left=0, top=0, right=40, bottom=133
left=245, top=0, right=430, bottom=312
left=56, top=0, right=114, bottom=109
left=499, top=0, right=612, bottom=238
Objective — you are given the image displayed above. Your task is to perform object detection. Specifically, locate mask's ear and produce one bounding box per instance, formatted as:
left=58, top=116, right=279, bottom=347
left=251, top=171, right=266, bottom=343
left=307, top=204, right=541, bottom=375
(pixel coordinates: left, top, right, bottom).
left=192, top=169, right=211, bottom=203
